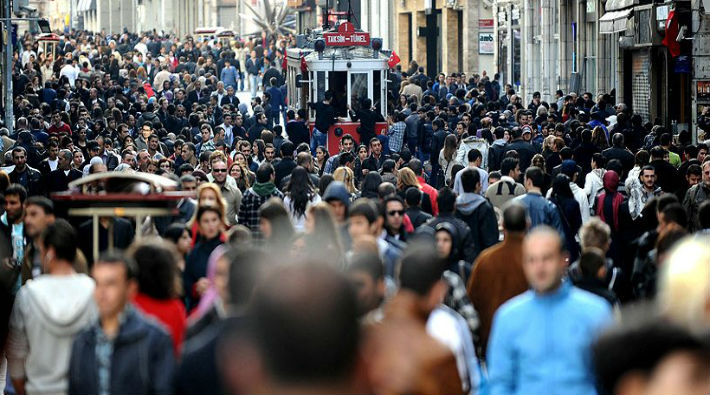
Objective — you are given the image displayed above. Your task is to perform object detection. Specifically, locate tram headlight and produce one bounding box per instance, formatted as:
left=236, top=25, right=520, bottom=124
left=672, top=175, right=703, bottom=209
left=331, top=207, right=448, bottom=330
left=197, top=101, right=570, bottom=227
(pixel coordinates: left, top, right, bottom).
left=371, top=38, right=383, bottom=51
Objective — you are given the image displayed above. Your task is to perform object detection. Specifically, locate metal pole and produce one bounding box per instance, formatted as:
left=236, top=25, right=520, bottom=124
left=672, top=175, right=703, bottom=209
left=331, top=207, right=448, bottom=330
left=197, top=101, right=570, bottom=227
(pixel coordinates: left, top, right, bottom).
left=4, top=0, right=14, bottom=136
left=507, top=4, right=512, bottom=86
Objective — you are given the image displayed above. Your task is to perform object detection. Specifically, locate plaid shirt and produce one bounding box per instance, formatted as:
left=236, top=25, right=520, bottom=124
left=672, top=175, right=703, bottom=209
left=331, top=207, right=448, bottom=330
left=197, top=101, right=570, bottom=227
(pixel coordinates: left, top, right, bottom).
left=443, top=270, right=480, bottom=343
left=237, top=187, right=284, bottom=239
left=387, top=121, right=406, bottom=153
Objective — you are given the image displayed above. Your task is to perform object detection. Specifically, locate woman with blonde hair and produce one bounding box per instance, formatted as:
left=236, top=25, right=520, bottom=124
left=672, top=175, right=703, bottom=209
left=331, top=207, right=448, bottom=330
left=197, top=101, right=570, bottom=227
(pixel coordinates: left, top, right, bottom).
left=397, top=167, right=433, bottom=214
left=136, top=66, right=148, bottom=82
left=187, top=183, right=228, bottom=246
left=333, top=166, right=358, bottom=198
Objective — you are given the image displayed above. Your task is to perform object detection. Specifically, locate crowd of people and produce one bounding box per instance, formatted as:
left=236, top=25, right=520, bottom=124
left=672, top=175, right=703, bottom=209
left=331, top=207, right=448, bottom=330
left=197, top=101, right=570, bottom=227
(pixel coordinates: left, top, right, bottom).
left=0, top=26, right=708, bottom=395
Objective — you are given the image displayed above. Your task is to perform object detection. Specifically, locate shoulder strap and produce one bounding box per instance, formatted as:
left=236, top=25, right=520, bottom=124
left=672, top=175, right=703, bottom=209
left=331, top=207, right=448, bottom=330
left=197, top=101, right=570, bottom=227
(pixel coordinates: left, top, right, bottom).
left=496, top=180, right=516, bottom=196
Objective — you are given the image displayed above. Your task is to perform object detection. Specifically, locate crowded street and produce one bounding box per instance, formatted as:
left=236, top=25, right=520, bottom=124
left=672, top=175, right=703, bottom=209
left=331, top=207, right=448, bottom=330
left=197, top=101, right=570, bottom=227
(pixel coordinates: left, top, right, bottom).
left=0, top=0, right=709, bottom=394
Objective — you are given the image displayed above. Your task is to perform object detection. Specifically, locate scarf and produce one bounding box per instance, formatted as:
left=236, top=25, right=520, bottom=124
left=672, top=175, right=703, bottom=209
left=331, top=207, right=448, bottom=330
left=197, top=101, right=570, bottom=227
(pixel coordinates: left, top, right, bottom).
left=596, top=170, right=624, bottom=231
left=252, top=181, right=276, bottom=197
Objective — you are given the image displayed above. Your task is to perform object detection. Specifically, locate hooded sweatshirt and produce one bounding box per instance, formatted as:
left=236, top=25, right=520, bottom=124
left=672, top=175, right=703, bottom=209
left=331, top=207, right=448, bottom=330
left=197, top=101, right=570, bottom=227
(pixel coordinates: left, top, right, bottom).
left=455, top=193, right=499, bottom=261
left=456, top=192, right=487, bottom=216
left=7, top=274, right=96, bottom=395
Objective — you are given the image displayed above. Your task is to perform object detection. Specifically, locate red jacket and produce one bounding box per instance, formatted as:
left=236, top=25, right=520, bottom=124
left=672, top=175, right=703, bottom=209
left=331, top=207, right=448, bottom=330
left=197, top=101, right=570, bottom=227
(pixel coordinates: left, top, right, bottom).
left=133, top=292, right=187, bottom=356
left=417, top=176, right=439, bottom=216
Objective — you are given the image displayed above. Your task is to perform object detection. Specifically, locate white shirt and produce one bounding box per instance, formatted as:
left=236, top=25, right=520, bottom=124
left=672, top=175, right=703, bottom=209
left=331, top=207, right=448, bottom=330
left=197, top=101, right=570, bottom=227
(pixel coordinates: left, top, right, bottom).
left=546, top=182, right=591, bottom=223
left=427, top=305, right=480, bottom=394
left=48, top=158, right=59, bottom=172
left=453, top=165, right=489, bottom=196
left=59, top=64, right=79, bottom=87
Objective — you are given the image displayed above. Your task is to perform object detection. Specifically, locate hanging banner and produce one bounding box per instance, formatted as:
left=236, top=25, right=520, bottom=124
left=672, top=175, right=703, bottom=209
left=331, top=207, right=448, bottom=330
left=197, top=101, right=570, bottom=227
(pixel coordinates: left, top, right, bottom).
left=323, top=22, right=371, bottom=47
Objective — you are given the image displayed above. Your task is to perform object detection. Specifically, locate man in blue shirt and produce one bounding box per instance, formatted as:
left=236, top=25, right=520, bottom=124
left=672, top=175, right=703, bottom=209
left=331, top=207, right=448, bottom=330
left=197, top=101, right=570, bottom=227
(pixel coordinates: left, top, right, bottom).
left=487, top=227, right=612, bottom=395
left=266, top=77, right=284, bottom=127
left=513, top=166, right=565, bottom=238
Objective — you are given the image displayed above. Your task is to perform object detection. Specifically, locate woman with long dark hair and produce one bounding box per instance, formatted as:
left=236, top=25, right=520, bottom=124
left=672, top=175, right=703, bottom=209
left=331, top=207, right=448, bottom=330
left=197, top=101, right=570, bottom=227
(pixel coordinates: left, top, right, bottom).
left=259, top=198, right=295, bottom=259
left=283, top=166, right=321, bottom=231
left=439, top=134, right=460, bottom=186
left=315, top=145, right=329, bottom=177
left=183, top=205, right=225, bottom=312
left=549, top=174, right=582, bottom=261
left=360, top=172, right=383, bottom=200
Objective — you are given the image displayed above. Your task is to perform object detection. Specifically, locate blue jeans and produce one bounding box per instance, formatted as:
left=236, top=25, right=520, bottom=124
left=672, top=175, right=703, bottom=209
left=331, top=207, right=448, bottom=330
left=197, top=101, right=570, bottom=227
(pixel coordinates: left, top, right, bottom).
left=311, top=128, right=327, bottom=154
left=250, top=74, right=258, bottom=97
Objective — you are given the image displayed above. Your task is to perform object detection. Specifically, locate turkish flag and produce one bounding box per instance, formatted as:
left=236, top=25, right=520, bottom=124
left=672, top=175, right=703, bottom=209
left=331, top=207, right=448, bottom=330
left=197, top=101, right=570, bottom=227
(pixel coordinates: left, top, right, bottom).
left=388, top=51, right=401, bottom=69
left=662, top=10, right=681, bottom=58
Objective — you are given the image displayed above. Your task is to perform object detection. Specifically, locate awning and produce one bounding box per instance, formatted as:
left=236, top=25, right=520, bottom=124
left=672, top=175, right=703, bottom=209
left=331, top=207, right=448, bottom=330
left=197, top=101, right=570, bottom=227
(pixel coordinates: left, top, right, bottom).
left=605, top=0, right=634, bottom=12
left=77, top=0, right=96, bottom=12
left=599, top=8, right=632, bottom=34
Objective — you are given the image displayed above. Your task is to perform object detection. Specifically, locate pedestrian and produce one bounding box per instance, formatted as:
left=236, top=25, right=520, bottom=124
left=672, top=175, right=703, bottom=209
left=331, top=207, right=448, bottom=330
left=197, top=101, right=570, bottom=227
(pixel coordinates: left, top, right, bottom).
left=308, top=91, right=340, bottom=154
left=487, top=227, right=612, bottom=395
left=454, top=168, right=499, bottom=262
left=129, top=239, right=187, bottom=355
left=7, top=220, right=96, bottom=395
left=282, top=166, right=321, bottom=231
left=467, top=203, right=529, bottom=358
left=184, top=206, right=226, bottom=311
left=68, top=252, right=175, bottom=395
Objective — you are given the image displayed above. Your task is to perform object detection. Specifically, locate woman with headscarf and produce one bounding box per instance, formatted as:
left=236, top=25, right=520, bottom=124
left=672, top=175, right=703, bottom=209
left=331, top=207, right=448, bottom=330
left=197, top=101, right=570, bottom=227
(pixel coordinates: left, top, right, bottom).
left=595, top=170, right=632, bottom=266
left=184, top=245, right=229, bottom=341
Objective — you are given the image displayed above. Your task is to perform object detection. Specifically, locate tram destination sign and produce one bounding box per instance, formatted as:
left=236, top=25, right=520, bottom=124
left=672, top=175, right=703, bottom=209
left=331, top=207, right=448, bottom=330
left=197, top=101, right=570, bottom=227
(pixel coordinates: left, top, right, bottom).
left=324, top=22, right=371, bottom=47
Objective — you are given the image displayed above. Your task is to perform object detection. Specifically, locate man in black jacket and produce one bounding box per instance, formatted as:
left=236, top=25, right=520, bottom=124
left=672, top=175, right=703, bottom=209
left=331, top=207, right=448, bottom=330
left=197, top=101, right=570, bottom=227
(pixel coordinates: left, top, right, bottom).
left=349, top=98, right=384, bottom=146
left=285, top=109, right=310, bottom=149
left=430, top=119, right=449, bottom=188
left=454, top=168, right=499, bottom=261
left=602, top=133, right=635, bottom=180
left=68, top=253, right=175, bottom=395
left=504, top=127, right=538, bottom=172
left=308, top=91, right=340, bottom=154
left=648, top=146, right=681, bottom=194
left=405, top=187, right=432, bottom=229
left=47, top=149, right=82, bottom=193
left=9, top=147, right=44, bottom=197
left=422, top=187, right=476, bottom=264
left=273, top=141, right=297, bottom=188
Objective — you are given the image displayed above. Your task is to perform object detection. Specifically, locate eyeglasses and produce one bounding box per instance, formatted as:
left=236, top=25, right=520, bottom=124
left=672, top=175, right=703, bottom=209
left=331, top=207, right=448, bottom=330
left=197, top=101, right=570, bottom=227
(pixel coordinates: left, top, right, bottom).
left=212, top=169, right=227, bottom=173
left=387, top=210, right=404, bottom=217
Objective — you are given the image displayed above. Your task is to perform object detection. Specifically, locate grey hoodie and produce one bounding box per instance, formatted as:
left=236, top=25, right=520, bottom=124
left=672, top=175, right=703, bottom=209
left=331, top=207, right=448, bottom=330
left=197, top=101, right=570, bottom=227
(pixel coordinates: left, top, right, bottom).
left=7, top=274, right=96, bottom=395
left=455, top=192, right=486, bottom=216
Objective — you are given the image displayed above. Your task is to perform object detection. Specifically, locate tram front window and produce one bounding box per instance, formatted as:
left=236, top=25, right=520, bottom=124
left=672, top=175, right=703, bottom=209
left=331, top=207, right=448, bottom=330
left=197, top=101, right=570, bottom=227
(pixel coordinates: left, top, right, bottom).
left=351, top=73, right=368, bottom=112
left=328, top=71, right=348, bottom=117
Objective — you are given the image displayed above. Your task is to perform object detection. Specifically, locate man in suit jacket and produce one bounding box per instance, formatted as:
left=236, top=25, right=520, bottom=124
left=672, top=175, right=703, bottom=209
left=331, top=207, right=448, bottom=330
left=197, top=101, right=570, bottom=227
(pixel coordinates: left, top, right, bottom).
left=47, top=149, right=83, bottom=193
left=220, top=86, right=240, bottom=107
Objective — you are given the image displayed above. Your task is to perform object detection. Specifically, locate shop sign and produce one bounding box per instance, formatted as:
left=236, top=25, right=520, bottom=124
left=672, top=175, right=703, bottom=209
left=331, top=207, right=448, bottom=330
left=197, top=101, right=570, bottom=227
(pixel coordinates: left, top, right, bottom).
left=479, top=33, right=494, bottom=54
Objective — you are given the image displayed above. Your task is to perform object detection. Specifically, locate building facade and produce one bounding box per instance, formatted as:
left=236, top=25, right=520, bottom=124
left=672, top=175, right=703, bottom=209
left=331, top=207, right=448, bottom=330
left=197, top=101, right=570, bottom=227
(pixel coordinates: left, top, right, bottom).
left=74, top=0, right=237, bottom=36
left=393, top=0, right=495, bottom=77
left=493, top=0, right=692, bottom=133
